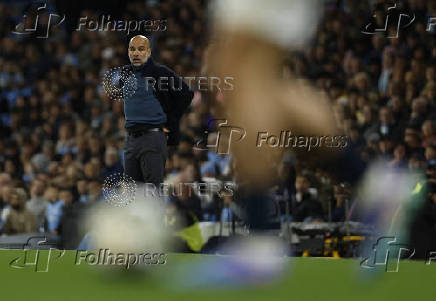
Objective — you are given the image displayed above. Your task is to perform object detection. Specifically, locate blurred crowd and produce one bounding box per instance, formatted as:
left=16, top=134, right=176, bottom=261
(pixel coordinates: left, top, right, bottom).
left=0, top=0, right=436, bottom=250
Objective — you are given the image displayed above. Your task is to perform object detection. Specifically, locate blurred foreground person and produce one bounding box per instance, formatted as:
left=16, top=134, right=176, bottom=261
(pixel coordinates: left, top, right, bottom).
left=208, top=0, right=337, bottom=229
left=408, top=181, right=436, bottom=259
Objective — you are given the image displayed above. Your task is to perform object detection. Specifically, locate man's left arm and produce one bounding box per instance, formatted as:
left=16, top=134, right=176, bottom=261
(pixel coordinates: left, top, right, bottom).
left=159, top=66, right=194, bottom=145
left=162, top=66, right=194, bottom=116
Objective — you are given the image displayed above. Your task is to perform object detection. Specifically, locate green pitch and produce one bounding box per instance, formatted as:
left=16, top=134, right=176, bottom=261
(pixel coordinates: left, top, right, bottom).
left=1, top=250, right=435, bottom=301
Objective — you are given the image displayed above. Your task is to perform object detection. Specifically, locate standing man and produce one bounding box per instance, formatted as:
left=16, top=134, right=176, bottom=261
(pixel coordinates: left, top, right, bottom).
left=122, top=35, right=193, bottom=187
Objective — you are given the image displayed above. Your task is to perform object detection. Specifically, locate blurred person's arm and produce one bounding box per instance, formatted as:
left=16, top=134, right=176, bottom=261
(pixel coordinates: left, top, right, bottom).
left=207, top=33, right=337, bottom=187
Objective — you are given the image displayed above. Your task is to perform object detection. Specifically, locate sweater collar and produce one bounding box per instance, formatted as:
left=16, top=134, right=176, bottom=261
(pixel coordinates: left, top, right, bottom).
left=131, top=57, right=154, bottom=73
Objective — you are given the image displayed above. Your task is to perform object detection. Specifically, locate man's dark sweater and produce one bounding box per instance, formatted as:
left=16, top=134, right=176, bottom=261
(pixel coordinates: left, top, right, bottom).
left=124, top=65, right=167, bottom=128
left=121, top=58, right=193, bottom=145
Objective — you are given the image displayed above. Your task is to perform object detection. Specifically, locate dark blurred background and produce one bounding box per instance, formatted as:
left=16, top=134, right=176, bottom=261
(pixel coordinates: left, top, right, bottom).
left=0, top=0, right=435, bottom=253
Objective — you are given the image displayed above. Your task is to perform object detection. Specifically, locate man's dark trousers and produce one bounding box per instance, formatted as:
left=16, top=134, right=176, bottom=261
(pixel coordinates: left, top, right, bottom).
left=124, top=130, right=167, bottom=187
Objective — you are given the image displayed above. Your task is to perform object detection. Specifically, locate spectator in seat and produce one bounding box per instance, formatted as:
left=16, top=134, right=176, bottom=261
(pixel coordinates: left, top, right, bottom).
left=331, top=183, right=352, bottom=222
left=3, top=188, right=37, bottom=235
left=410, top=97, right=428, bottom=128
left=377, top=106, right=402, bottom=141
left=292, top=174, right=324, bottom=222
left=425, top=143, right=436, bottom=161
left=76, top=178, right=89, bottom=203
left=87, top=179, right=103, bottom=203
left=0, top=183, right=13, bottom=233
left=26, top=178, right=47, bottom=230
left=101, top=146, right=123, bottom=180
left=55, top=122, right=75, bottom=155
left=422, top=120, right=436, bottom=147
left=169, top=176, right=203, bottom=221
left=44, top=185, right=64, bottom=235
left=273, top=158, right=296, bottom=217
left=389, top=143, right=408, bottom=169
left=220, top=192, right=244, bottom=223
left=58, top=188, right=85, bottom=249
left=404, top=126, right=424, bottom=157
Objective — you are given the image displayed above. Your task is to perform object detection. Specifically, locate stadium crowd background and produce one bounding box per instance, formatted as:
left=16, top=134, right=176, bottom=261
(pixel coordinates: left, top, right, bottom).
left=0, top=0, right=436, bottom=250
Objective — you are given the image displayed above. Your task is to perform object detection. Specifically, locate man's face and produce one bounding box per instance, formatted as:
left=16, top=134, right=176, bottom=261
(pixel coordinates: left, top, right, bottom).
left=31, top=179, right=45, bottom=197
left=379, top=108, right=392, bottom=125
left=128, top=37, right=150, bottom=66
left=427, top=167, right=436, bottom=179
left=426, top=147, right=436, bottom=161
left=295, top=176, right=309, bottom=193
left=77, top=180, right=87, bottom=195
left=10, top=193, right=22, bottom=210
left=1, top=185, right=13, bottom=203
left=44, top=187, right=58, bottom=202
left=59, top=190, right=73, bottom=204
